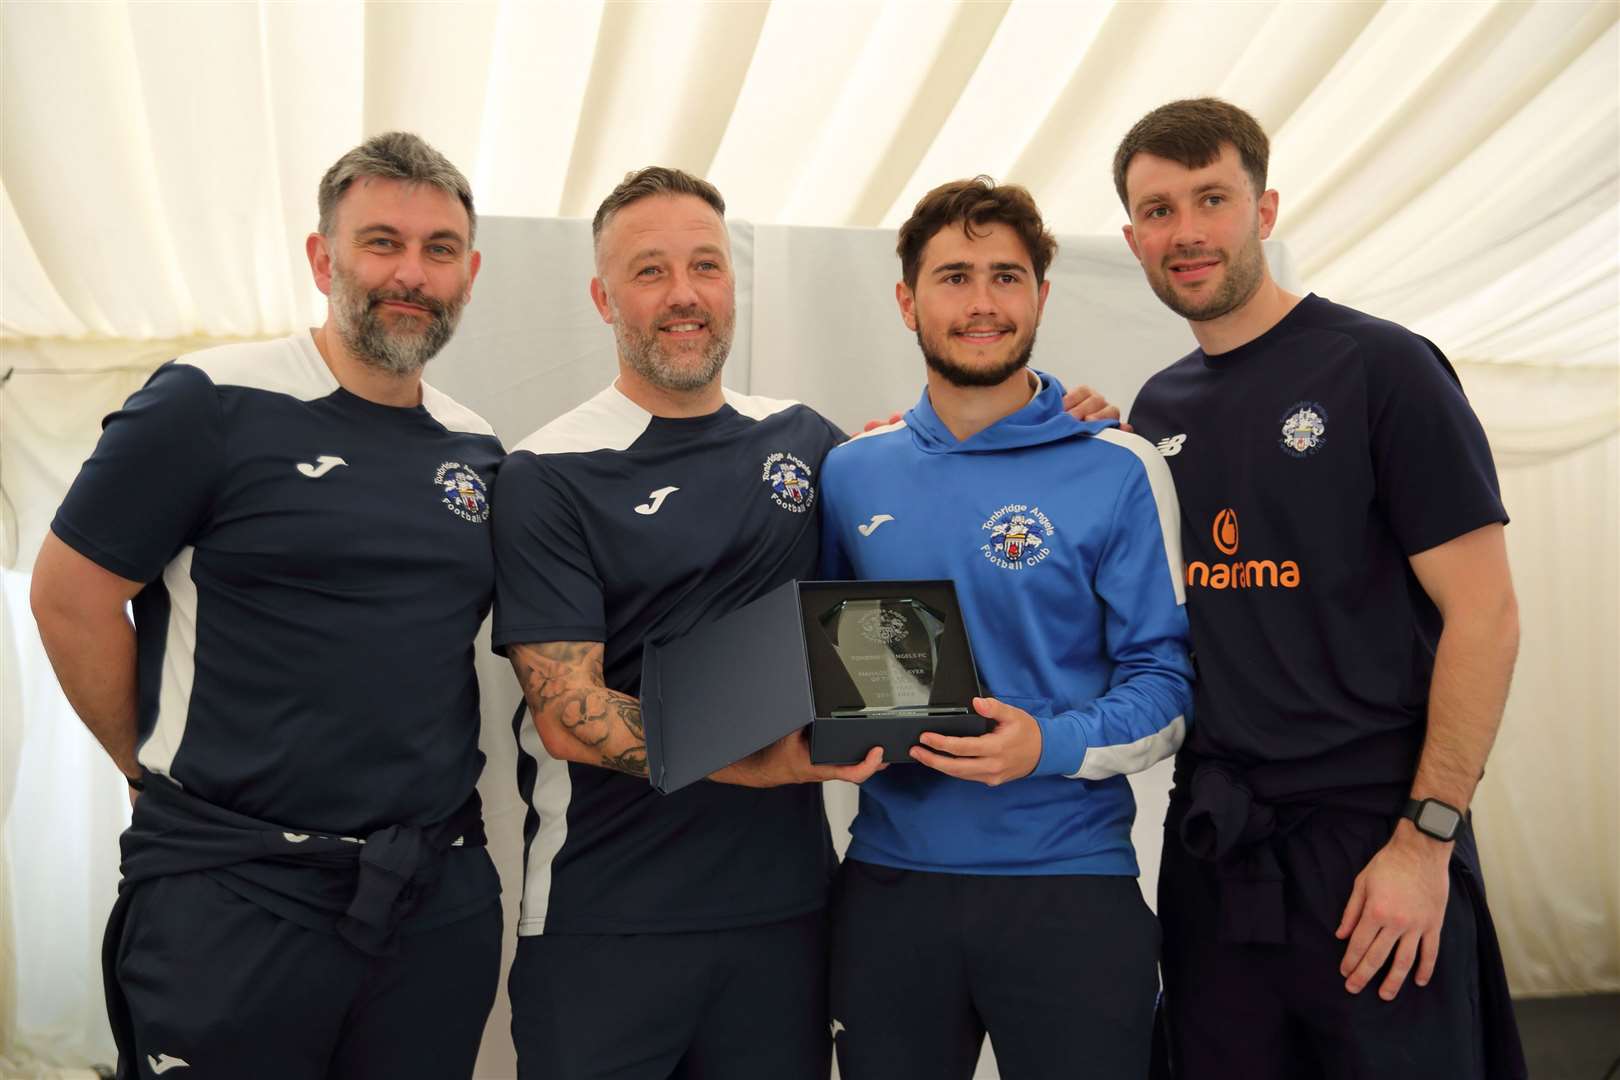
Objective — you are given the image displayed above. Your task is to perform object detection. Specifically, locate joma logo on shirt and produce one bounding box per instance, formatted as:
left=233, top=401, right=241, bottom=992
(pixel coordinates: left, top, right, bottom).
left=1186, top=509, right=1301, bottom=589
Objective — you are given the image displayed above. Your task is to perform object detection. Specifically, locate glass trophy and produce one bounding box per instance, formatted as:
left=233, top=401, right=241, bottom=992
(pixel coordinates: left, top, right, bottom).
left=816, top=597, right=957, bottom=717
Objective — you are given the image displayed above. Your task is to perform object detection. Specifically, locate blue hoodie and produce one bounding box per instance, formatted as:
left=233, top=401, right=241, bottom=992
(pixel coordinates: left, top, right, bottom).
left=819, top=371, right=1193, bottom=875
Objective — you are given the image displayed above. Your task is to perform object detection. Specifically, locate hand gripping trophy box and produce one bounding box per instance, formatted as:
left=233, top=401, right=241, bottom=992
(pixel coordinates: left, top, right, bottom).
left=639, top=579, right=987, bottom=794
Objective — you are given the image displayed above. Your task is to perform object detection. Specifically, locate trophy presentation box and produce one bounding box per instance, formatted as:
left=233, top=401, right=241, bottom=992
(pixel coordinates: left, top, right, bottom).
left=640, top=579, right=986, bottom=794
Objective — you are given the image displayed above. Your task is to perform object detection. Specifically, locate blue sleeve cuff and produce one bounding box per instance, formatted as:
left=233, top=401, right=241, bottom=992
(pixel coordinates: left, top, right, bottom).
left=1031, top=710, right=1088, bottom=778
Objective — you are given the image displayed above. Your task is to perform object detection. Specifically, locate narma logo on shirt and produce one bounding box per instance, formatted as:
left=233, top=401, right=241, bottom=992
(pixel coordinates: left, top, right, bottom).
left=1186, top=509, right=1301, bottom=589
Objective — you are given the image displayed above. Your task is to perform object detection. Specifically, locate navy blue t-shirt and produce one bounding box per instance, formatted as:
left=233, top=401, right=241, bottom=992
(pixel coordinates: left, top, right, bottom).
left=491, top=382, right=845, bottom=935
left=1128, top=295, right=1506, bottom=777
left=53, top=333, right=505, bottom=841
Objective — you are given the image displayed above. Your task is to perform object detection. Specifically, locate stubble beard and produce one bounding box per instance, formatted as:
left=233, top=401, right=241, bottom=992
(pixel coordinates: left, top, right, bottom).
left=613, top=301, right=734, bottom=393
left=1148, top=226, right=1266, bottom=323
left=329, top=262, right=465, bottom=377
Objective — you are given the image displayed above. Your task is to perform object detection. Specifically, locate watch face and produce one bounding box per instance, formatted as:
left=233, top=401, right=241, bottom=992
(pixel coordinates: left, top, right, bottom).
left=1416, top=801, right=1461, bottom=839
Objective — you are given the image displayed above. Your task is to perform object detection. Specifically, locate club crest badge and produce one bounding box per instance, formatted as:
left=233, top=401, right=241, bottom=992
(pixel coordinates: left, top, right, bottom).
left=762, top=451, right=815, bottom=513
left=435, top=461, right=490, bottom=523
left=980, top=503, right=1057, bottom=571
left=859, top=608, right=909, bottom=645
left=1279, top=402, right=1328, bottom=458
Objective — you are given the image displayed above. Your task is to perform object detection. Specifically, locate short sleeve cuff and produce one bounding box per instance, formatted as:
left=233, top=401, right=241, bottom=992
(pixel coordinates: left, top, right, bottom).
left=490, top=625, right=606, bottom=656
left=48, top=517, right=152, bottom=584
left=1400, top=506, right=1510, bottom=559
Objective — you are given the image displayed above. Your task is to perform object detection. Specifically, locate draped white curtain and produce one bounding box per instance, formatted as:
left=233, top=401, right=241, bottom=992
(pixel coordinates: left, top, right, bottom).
left=3, top=0, right=1615, bottom=369
left=2, top=0, right=1617, bottom=1074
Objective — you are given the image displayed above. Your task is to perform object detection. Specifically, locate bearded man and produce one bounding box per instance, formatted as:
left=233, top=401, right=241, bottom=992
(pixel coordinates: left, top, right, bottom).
left=1115, top=98, right=1525, bottom=1080
left=489, top=166, right=890, bottom=1080
left=31, top=132, right=504, bottom=1080
left=817, top=177, right=1193, bottom=1080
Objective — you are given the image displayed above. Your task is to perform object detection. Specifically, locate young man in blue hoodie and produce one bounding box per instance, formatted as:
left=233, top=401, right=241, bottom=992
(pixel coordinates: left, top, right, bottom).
left=818, top=178, right=1195, bottom=1080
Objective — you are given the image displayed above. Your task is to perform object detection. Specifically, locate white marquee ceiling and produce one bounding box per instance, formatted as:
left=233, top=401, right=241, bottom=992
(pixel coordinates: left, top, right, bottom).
left=2, top=0, right=1616, bottom=368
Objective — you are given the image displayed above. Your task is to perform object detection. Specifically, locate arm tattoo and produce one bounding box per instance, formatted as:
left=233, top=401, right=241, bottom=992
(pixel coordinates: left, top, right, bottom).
left=512, top=642, right=648, bottom=777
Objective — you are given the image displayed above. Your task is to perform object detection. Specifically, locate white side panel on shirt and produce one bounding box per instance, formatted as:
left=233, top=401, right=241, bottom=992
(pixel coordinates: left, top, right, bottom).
left=138, top=546, right=198, bottom=781
left=516, top=712, right=574, bottom=935
left=1095, top=427, right=1186, bottom=605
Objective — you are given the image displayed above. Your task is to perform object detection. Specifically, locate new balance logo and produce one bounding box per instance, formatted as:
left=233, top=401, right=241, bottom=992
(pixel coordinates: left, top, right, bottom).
left=857, top=514, right=894, bottom=536
left=635, top=486, right=680, bottom=515
left=1155, top=434, right=1187, bottom=457
left=296, top=455, right=347, bottom=478
left=148, top=1054, right=191, bottom=1074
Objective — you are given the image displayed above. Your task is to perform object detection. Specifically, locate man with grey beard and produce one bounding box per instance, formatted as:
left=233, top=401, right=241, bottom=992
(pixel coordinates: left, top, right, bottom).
left=31, top=132, right=504, bottom=1079
left=490, top=166, right=886, bottom=1080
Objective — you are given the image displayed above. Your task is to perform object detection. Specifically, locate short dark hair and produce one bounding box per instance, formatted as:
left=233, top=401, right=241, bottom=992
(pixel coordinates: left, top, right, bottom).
left=592, top=167, right=726, bottom=247
left=897, top=177, right=1057, bottom=291
left=318, top=131, right=476, bottom=242
left=1112, top=98, right=1269, bottom=210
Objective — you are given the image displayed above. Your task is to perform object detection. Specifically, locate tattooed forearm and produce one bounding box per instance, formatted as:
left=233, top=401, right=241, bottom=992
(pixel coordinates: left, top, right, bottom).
left=510, top=641, right=648, bottom=777
left=601, top=747, right=648, bottom=775
left=614, top=698, right=645, bottom=740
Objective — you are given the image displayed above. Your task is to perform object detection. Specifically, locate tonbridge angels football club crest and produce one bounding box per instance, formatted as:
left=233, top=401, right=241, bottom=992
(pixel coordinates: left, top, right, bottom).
left=859, top=608, right=910, bottom=645
left=1279, top=402, right=1328, bottom=458
left=762, top=451, right=816, bottom=513
left=435, top=461, right=490, bottom=523
left=980, top=503, right=1057, bottom=571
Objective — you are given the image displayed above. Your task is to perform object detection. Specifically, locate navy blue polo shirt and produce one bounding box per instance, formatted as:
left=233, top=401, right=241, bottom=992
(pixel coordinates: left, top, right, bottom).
left=491, top=382, right=846, bottom=935
left=1128, top=294, right=1507, bottom=777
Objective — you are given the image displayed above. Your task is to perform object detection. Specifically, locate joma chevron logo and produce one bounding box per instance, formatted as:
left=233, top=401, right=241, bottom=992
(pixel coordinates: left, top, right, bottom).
left=857, top=514, right=894, bottom=536
left=148, top=1053, right=191, bottom=1074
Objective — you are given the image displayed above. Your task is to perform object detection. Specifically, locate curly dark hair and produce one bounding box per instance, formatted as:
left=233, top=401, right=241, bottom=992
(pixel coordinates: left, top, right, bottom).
left=897, top=177, right=1057, bottom=290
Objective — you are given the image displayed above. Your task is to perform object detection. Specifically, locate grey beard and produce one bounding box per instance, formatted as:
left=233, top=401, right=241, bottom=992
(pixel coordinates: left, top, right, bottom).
left=614, top=306, right=733, bottom=392
left=330, top=270, right=461, bottom=377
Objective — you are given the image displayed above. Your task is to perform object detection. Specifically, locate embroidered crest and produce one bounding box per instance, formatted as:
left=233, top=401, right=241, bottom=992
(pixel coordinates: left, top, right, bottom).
left=435, top=461, right=490, bottom=523
left=980, top=503, right=1057, bottom=571
left=762, top=451, right=815, bottom=513
left=1279, top=402, right=1327, bottom=458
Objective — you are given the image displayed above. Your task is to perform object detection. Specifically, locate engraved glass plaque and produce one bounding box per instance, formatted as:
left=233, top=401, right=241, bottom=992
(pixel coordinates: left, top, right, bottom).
left=816, top=597, right=953, bottom=716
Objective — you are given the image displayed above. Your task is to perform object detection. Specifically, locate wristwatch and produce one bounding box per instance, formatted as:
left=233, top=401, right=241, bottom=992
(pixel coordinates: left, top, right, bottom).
left=1402, top=797, right=1462, bottom=842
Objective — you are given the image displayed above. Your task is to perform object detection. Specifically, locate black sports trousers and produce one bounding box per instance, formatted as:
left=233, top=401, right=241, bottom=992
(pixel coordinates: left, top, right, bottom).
left=1158, top=809, right=1495, bottom=1080
left=111, top=870, right=500, bottom=1080
left=509, top=911, right=830, bottom=1080
left=831, top=860, right=1160, bottom=1080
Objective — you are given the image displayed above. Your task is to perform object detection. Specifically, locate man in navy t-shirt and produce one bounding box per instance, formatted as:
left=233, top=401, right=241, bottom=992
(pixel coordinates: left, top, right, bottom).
left=31, top=133, right=503, bottom=1080
left=1106, top=98, right=1526, bottom=1078
left=490, top=167, right=884, bottom=1080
